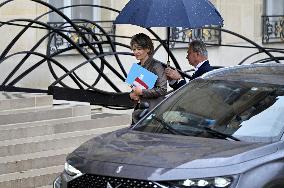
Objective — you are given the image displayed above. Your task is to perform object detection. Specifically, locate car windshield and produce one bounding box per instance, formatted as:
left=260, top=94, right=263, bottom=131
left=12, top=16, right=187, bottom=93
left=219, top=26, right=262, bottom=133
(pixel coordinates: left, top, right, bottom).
left=134, top=79, right=284, bottom=143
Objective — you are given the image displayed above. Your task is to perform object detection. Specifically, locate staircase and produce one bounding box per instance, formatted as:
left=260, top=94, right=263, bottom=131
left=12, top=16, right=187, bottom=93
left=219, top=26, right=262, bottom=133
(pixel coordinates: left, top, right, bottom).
left=0, top=92, right=131, bottom=188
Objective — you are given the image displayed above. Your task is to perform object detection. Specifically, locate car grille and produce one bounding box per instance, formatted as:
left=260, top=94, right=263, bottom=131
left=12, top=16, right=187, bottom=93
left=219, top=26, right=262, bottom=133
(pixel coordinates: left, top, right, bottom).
left=68, top=174, right=161, bottom=188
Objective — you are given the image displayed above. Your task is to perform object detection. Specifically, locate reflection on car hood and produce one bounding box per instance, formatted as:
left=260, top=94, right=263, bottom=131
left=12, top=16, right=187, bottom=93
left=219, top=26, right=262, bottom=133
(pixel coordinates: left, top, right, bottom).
left=70, top=129, right=276, bottom=170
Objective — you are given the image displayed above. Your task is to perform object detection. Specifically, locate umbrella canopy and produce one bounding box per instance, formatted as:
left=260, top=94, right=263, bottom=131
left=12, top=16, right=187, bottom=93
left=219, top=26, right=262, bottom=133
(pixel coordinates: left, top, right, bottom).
left=114, top=0, right=223, bottom=65
left=114, top=0, right=223, bottom=28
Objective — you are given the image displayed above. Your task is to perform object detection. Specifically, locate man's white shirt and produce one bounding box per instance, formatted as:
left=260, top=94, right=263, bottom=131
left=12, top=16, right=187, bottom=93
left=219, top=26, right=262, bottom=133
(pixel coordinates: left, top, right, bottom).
left=194, top=59, right=208, bottom=72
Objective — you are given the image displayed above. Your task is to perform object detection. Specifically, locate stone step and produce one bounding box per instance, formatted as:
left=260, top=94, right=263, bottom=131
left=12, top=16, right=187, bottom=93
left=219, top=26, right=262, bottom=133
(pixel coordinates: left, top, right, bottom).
left=38, top=185, right=53, bottom=188
left=0, top=124, right=128, bottom=157
left=0, top=115, right=91, bottom=131
left=0, top=92, right=132, bottom=188
left=0, top=114, right=130, bottom=175
left=0, top=118, right=129, bottom=187
left=0, top=165, right=63, bottom=188
left=0, top=105, right=91, bottom=125
left=0, top=92, right=53, bottom=111
left=0, top=148, right=73, bottom=175
left=0, top=114, right=130, bottom=141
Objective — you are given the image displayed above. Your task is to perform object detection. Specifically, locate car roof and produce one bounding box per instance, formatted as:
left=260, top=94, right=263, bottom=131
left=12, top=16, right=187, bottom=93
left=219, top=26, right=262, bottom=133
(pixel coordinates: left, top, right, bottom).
left=202, top=63, right=284, bottom=86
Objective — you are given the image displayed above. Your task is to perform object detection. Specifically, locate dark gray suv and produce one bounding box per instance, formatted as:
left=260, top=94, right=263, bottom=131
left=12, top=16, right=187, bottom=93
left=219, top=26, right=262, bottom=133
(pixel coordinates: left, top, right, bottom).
left=54, top=64, right=284, bottom=188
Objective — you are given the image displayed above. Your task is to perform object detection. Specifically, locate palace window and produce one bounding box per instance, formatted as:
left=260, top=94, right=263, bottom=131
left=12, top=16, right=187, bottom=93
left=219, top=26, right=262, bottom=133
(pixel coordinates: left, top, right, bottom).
left=47, top=0, right=116, bottom=54
left=169, top=0, right=221, bottom=49
left=262, top=0, right=284, bottom=43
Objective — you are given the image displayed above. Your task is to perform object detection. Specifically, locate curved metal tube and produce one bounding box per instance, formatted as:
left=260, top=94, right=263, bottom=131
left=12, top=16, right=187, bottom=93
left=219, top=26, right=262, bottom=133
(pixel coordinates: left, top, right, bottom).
left=0, top=1, right=283, bottom=108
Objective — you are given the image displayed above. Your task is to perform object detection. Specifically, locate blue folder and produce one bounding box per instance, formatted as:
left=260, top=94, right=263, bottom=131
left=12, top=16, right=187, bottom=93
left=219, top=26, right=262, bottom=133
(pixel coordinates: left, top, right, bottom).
left=125, top=63, right=158, bottom=89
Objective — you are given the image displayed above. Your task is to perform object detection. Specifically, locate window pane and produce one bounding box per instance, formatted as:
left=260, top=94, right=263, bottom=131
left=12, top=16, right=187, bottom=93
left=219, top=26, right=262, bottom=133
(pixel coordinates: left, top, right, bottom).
left=265, top=0, right=284, bottom=15
left=48, top=0, right=64, bottom=22
left=71, top=0, right=93, bottom=20
left=48, top=0, right=102, bottom=21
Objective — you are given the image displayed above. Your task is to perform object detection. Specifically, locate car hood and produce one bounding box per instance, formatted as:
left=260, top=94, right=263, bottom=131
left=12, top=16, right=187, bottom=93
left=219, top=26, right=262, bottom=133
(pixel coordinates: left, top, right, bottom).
left=69, top=129, right=276, bottom=170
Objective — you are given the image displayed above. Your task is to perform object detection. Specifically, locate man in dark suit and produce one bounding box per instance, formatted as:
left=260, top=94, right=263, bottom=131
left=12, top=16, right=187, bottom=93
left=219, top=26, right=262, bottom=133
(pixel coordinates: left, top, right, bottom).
left=165, top=40, right=213, bottom=90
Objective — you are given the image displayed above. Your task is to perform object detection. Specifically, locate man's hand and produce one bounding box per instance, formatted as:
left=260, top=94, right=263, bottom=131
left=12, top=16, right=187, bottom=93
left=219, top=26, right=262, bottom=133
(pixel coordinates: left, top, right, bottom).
left=165, top=67, right=182, bottom=80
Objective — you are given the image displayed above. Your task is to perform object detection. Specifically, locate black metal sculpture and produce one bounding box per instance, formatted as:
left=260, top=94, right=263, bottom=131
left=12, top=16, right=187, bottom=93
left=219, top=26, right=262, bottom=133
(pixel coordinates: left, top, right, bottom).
left=0, top=0, right=282, bottom=109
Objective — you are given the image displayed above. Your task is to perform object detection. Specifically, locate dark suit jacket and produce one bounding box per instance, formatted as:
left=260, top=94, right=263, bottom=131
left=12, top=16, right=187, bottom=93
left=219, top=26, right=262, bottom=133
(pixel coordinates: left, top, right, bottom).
left=170, top=60, right=213, bottom=90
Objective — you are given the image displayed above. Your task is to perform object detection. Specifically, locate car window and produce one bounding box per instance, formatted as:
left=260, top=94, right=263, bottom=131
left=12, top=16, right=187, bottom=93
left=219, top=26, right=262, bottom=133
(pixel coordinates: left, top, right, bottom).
left=134, top=79, right=284, bottom=142
left=233, top=96, right=284, bottom=141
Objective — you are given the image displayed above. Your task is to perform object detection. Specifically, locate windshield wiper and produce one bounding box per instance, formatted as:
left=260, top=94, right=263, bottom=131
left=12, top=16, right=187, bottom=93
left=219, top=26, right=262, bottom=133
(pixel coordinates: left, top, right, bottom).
left=178, top=122, right=240, bottom=141
left=152, top=115, right=240, bottom=141
left=203, top=127, right=240, bottom=141
left=151, top=115, right=191, bottom=136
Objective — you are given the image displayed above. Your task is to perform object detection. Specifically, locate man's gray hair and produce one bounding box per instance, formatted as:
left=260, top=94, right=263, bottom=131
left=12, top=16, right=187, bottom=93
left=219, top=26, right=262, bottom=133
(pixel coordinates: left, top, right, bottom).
left=189, top=40, right=208, bottom=57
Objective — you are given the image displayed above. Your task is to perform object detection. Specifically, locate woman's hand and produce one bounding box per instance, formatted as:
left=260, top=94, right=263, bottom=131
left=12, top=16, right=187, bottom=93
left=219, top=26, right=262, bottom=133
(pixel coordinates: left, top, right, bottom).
left=130, top=92, right=140, bottom=101
left=132, top=86, right=143, bottom=96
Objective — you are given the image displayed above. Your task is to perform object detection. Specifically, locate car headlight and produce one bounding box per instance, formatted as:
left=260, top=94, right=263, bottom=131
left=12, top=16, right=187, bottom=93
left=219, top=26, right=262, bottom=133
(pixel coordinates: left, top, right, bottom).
left=158, top=176, right=232, bottom=188
left=64, top=162, right=82, bottom=176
